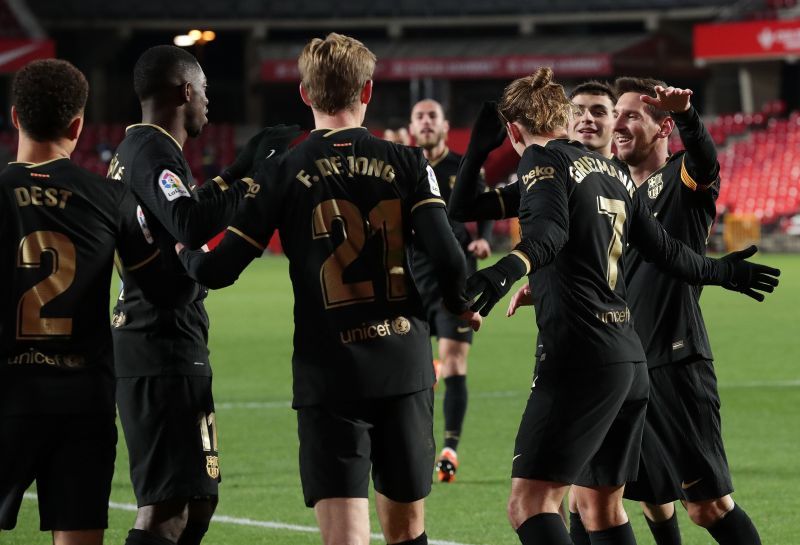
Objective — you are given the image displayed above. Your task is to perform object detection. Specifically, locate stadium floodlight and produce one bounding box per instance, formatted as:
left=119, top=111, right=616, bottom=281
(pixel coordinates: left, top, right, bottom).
left=188, top=29, right=203, bottom=41
left=202, top=30, right=216, bottom=42
left=174, top=34, right=196, bottom=47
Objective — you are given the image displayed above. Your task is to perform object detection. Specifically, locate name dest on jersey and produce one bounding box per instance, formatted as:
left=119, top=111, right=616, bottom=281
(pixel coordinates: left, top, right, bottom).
left=14, top=185, right=72, bottom=209
left=340, top=316, right=411, bottom=345
left=295, top=155, right=396, bottom=188
left=569, top=156, right=635, bottom=197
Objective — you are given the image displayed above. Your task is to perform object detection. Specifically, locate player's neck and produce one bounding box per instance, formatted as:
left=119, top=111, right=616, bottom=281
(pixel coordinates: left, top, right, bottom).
left=15, top=134, right=71, bottom=165
left=423, top=141, right=448, bottom=162
left=140, top=106, right=188, bottom=148
left=596, top=144, right=614, bottom=159
left=312, top=107, right=364, bottom=131
left=628, top=145, right=670, bottom=187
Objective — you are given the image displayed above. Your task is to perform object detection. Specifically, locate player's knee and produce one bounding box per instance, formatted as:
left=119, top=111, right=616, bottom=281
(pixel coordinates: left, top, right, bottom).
left=686, top=497, right=732, bottom=528
left=576, top=499, right=626, bottom=531
left=135, top=500, right=189, bottom=541
left=507, top=494, right=533, bottom=529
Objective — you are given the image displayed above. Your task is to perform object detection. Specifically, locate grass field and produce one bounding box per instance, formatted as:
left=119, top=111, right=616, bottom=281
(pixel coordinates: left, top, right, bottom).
left=8, top=253, right=800, bottom=545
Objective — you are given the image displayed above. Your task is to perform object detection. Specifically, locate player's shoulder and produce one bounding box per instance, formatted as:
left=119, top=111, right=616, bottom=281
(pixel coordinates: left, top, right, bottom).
left=119, top=124, right=185, bottom=165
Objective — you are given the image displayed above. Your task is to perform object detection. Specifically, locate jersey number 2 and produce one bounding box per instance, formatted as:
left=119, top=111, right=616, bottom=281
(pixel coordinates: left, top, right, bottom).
left=312, top=198, right=406, bottom=309
left=16, top=231, right=76, bottom=339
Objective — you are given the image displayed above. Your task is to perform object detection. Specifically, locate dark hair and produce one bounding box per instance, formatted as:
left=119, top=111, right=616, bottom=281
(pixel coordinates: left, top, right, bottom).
left=569, top=80, right=616, bottom=104
left=12, top=59, right=88, bottom=142
left=614, top=76, right=669, bottom=121
left=133, top=45, right=200, bottom=101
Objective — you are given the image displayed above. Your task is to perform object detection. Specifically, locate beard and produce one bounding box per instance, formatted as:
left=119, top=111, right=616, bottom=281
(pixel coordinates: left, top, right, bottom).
left=415, top=130, right=444, bottom=150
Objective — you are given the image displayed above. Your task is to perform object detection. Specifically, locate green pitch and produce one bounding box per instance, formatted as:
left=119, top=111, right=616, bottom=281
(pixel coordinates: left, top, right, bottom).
left=8, top=254, right=799, bottom=545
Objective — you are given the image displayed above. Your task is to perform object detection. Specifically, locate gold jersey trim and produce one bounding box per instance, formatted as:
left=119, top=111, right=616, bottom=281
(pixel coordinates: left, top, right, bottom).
left=212, top=176, right=229, bottom=191
left=127, top=249, right=161, bottom=272
left=410, top=197, right=446, bottom=214
left=511, top=250, right=532, bottom=275
left=427, top=147, right=450, bottom=168
left=126, top=123, right=183, bottom=151
left=495, top=187, right=506, bottom=219
left=228, top=226, right=265, bottom=251
left=9, top=157, right=69, bottom=168
left=310, top=126, right=367, bottom=137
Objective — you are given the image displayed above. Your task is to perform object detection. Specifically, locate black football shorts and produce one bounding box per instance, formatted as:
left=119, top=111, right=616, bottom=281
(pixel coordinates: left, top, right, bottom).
left=117, top=376, right=219, bottom=506
left=429, top=303, right=474, bottom=344
left=0, top=412, right=116, bottom=531
left=512, top=359, right=649, bottom=487
left=297, top=388, right=435, bottom=507
left=624, top=358, right=734, bottom=504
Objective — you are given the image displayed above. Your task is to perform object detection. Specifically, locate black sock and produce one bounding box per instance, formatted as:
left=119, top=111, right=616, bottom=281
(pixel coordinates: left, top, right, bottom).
left=125, top=529, right=177, bottom=545
left=570, top=511, right=592, bottom=545
left=516, top=513, right=573, bottom=545
left=177, top=521, right=210, bottom=545
left=589, top=522, right=637, bottom=545
left=707, top=504, right=762, bottom=545
left=646, top=511, right=681, bottom=545
left=443, top=375, right=467, bottom=451
left=389, top=531, right=427, bottom=545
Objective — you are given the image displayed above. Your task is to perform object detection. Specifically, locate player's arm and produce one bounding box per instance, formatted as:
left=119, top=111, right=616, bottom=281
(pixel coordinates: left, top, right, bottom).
left=466, top=147, right=569, bottom=316
left=449, top=101, right=517, bottom=221
left=114, top=188, right=201, bottom=307
left=629, top=197, right=780, bottom=300
left=642, top=86, right=719, bottom=190
left=177, top=164, right=280, bottom=289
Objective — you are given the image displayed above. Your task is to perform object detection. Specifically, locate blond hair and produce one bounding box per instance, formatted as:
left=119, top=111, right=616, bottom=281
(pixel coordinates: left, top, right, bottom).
left=298, top=33, right=376, bottom=115
left=499, top=67, right=573, bottom=136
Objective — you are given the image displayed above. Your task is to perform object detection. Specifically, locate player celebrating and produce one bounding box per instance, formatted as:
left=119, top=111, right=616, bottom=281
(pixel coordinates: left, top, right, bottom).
left=0, top=60, right=162, bottom=545
left=176, top=33, right=479, bottom=545
left=610, top=78, right=764, bottom=545
left=408, top=98, right=493, bottom=482
left=570, top=80, right=617, bottom=159
left=450, top=69, right=778, bottom=545
left=110, top=45, right=298, bottom=545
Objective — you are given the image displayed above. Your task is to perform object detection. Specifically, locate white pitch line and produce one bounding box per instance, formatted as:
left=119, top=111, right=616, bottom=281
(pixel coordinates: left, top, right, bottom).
left=22, top=493, right=482, bottom=545
left=214, top=380, right=800, bottom=410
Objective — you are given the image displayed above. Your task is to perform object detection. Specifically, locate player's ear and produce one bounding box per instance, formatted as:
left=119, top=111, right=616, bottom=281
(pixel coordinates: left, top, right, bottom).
left=360, top=79, right=373, bottom=105
left=10, top=106, right=19, bottom=130
left=182, top=81, right=192, bottom=105
left=66, top=114, right=83, bottom=142
left=443, top=118, right=450, bottom=134
left=299, top=83, right=313, bottom=107
left=508, top=122, right=522, bottom=144
left=657, top=116, right=675, bottom=140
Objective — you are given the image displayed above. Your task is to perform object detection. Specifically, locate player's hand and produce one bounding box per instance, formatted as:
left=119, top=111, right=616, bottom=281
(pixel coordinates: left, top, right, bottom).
left=468, top=238, right=492, bottom=259
left=175, top=242, right=185, bottom=255
left=467, top=101, right=507, bottom=157
left=507, top=284, right=532, bottom=317
left=641, top=85, right=692, bottom=113
left=717, top=245, right=780, bottom=301
left=465, top=254, right=525, bottom=316
left=460, top=310, right=482, bottom=332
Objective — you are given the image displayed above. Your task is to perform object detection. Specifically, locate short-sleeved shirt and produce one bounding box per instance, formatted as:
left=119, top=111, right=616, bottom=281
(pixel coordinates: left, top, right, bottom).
left=0, top=158, right=153, bottom=414
left=227, top=127, right=446, bottom=406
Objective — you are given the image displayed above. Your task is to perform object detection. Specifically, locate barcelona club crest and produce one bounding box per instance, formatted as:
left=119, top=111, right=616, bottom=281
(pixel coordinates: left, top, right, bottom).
left=206, top=455, right=220, bottom=479
left=647, top=173, right=664, bottom=200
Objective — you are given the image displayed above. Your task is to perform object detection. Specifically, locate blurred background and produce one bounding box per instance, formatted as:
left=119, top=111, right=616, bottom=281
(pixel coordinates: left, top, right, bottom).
left=2, top=0, right=800, bottom=251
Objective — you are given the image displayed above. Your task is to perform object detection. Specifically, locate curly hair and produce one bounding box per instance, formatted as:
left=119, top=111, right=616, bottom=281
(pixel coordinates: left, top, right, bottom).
left=12, top=59, right=88, bottom=142
left=498, top=67, right=573, bottom=136
left=614, top=76, right=669, bottom=121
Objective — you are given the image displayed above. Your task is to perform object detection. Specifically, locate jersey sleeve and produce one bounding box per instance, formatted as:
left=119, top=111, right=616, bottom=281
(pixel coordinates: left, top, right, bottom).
left=131, top=140, right=247, bottom=249
left=673, top=106, right=720, bottom=194
left=409, top=153, right=447, bottom=214
left=628, top=195, right=719, bottom=284
left=511, top=147, right=570, bottom=272
left=450, top=153, right=519, bottom=221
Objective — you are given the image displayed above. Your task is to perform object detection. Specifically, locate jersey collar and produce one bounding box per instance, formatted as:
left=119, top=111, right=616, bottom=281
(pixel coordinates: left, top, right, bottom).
left=310, top=126, right=367, bottom=138
left=126, top=123, right=183, bottom=151
left=8, top=157, right=69, bottom=168
left=427, top=147, right=450, bottom=168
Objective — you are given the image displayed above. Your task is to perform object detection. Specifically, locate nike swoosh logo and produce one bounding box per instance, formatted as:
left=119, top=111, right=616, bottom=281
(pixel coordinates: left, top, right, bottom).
left=0, top=44, right=39, bottom=68
left=500, top=278, right=506, bottom=286
left=512, top=454, right=522, bottom=462
left=456, top=326, right=471, bottom=333
left=681, top=478, right=702, bottom=489
left=265, top=149, right=276, bottom=158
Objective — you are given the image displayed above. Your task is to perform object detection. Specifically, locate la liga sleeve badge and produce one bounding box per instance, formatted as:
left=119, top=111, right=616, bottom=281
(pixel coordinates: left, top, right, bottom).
left=159, top=169, right=191, bottom=201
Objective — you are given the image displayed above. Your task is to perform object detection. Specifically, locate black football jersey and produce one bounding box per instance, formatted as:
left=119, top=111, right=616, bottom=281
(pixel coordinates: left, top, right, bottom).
left=410, top=149, right=487, bottom=308
left=0, top=158, right=153, bottom=414
left=108, top=124, right=245, bottom=377
left=227, top=127, right=447, bottom=406
left=625, top=107, right=720, bottom=367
